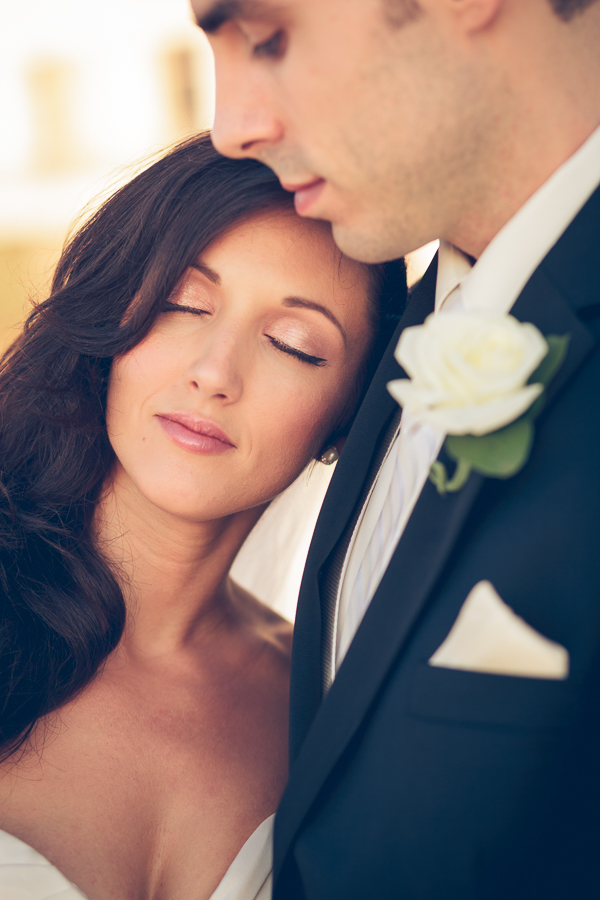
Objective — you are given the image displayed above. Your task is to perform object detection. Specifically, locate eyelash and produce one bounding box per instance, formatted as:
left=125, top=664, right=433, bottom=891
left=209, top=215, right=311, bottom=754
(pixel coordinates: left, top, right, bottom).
left=163, top=303, right=326, bottom=367
left=252, top=30, right=286, bottom=59
left=267, top=335, right=327, bottom=367
left=163, top=301, right=208, bottom=316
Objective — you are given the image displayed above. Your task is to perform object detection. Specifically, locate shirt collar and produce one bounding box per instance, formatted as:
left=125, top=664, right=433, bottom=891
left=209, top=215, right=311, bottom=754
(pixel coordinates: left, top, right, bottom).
left=434, top=240, right=472, bottom=311
left=435, top=122, right=600, bottom=316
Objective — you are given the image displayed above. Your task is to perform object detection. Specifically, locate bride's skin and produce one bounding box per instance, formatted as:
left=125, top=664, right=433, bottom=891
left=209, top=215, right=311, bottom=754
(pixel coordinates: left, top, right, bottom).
left=0, top=209, right=374, bottom=900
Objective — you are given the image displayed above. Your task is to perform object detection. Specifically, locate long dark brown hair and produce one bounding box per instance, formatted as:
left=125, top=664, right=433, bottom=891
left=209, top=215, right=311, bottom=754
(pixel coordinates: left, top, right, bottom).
left=0, top=133, right=406, bottom=762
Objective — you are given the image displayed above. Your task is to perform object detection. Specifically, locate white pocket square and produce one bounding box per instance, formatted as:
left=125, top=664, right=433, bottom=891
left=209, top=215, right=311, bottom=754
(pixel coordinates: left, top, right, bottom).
left=428, top=580, right=569, bottom=680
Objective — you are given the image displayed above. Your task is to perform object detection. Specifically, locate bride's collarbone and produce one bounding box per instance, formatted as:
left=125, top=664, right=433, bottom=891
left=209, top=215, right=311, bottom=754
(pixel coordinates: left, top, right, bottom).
left=0, top=616, right=290, bottom=900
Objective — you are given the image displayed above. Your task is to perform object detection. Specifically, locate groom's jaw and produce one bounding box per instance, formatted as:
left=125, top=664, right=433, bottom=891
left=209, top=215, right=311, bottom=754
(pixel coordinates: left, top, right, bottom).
left=198, top=0, right=464, bottom=260
left=200, top=0, right=600, bottom=264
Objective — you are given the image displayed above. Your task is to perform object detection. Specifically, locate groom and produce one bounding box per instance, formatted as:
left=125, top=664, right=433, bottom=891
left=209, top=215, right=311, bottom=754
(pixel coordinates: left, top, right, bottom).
left=192, top=0, right=600, bottom=896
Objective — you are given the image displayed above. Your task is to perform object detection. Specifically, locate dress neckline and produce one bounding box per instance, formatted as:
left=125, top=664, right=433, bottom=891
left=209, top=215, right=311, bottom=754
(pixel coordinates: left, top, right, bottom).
left=0, top=815, right=275, bottom=900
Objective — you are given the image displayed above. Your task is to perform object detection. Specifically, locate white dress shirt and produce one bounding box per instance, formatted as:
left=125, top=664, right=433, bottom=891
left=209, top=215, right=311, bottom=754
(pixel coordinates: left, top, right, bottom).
left=332, top=123, right=600, bottom=678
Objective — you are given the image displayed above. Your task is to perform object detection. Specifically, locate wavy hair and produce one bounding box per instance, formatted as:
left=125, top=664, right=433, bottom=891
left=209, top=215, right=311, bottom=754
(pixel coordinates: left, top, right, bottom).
left=0, top=133, right=406, bottom=762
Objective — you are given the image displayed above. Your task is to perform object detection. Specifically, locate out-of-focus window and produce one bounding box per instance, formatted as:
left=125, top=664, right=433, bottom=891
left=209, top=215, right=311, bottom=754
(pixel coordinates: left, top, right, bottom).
left=0, top=0, right=214, bottom=352
left=163, top=44, right=200, bottom=135
left=28, top=59, right=82, bottom=175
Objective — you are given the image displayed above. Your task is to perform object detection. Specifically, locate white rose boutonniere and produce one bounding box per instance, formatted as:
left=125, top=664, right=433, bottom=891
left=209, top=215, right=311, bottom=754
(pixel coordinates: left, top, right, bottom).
left=387, top=312, right=569, bottom=495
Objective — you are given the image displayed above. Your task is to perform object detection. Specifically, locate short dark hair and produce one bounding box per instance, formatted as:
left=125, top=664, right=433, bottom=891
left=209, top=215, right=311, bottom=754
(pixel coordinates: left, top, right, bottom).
left=0, top=133, right=405, bottom=762
left=549, top=0, right=599, bottom=19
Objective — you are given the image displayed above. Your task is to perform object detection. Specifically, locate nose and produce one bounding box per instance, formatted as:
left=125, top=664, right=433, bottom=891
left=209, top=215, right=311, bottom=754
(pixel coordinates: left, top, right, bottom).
left=186, top=329, right=244, bottom=404
left=210, top=47, right=284, bottom=159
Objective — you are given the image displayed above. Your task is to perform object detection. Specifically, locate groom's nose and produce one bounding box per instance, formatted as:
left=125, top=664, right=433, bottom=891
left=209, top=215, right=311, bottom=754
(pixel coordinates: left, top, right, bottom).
left=210, top=48, right=284, bottom=159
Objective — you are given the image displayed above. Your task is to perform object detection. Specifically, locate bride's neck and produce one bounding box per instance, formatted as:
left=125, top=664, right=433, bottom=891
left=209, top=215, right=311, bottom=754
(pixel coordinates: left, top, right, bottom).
left=93, top=464, right=266, bottom=658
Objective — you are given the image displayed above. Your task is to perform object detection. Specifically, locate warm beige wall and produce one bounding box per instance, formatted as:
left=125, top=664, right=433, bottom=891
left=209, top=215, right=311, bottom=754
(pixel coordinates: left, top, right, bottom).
left=0, top=241, right=61, bottom=353
left=0, top=0, right=215, bottom=355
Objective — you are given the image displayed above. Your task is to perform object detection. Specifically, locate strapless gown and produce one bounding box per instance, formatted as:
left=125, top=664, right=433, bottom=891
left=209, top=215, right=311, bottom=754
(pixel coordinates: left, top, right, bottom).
left=0, top=815, right=274, bottom=900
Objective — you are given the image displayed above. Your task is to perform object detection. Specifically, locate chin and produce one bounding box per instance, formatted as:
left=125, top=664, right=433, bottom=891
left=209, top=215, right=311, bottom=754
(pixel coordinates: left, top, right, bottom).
left=330, top=220, right=404, bottom=264
left=129, top=468, right=219, bottom=520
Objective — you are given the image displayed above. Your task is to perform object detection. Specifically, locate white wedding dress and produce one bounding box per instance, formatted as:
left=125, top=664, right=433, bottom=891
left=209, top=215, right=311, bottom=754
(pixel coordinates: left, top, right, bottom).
left=0, top=814, right=274, bottom=900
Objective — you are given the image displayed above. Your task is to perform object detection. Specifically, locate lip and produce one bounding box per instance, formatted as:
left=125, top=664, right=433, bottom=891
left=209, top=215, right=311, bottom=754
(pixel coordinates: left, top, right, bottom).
left=281, top=178, right=326, bottom=216
left=156, top=412, right=235, bottom=455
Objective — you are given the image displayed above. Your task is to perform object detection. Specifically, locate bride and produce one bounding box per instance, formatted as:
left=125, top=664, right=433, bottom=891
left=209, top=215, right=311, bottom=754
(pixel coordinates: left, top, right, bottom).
left=0, top=133, right=404, bottom=900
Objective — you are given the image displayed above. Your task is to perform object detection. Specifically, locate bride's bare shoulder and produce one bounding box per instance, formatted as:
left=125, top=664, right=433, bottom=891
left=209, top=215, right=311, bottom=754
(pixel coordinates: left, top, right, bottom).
left=228, top=579, right=293, bottom=657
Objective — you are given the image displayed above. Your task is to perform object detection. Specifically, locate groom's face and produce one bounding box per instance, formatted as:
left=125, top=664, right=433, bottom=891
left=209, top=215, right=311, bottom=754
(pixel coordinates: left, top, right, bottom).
left=193, top=0, right=486, bottom=262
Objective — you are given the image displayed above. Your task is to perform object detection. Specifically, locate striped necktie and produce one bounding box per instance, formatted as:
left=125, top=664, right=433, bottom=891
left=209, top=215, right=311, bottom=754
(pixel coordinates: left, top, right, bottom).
left=320, top=407, right=402, bottom=695
left=334, top=410, right=442, bottom=670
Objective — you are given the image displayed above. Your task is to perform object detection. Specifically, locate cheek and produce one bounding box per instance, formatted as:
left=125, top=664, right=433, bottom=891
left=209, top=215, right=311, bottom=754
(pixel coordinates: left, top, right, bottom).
left=106, top=335, right=175, bottom=443
left=246, top=372, right=346, bottom=495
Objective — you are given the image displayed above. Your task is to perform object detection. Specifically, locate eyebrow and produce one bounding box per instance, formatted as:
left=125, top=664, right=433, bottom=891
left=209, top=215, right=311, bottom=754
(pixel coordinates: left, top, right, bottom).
left=191, top=264, right=346, bottom=341
left=283, top=297, right=347, bottom=344
left=192, top=262, right=221, bottom=285
left=196, top=0, right=282, bottom=33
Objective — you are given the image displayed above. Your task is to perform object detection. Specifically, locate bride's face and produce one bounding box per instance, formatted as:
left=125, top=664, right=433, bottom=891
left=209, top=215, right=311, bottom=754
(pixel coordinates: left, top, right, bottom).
left=106, top=209, right=373, bottom=521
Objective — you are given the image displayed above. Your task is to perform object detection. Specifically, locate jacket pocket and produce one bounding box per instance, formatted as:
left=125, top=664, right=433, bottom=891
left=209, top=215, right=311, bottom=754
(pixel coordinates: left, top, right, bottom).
left=408, top=661, right=576, bottom=729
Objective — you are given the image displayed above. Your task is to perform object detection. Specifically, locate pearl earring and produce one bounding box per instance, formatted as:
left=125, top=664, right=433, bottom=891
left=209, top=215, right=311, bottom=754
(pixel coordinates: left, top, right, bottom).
left=319, top=445, right=340, bottom=465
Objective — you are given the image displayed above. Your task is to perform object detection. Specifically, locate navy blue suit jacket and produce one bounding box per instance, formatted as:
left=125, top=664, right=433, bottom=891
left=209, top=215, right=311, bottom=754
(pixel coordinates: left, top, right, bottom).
left=273, top=185, right=600, bottom=899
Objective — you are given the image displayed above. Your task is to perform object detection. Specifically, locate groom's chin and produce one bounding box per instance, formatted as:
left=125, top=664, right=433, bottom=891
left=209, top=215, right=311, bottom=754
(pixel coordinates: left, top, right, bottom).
left=330, top=219, right=413, bottom=265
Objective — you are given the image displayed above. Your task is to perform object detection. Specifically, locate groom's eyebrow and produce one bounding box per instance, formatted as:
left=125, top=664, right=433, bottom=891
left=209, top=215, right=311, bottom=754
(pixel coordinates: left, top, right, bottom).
left=283, top=297, right=347, bottom=344
left=196, top=1, right=283, bottom=33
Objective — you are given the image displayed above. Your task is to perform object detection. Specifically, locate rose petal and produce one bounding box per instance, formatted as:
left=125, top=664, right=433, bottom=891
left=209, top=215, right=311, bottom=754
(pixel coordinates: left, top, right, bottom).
left=387, top=378, right=448, bottom=413
left=391, top=312, right=548, bottom=435
left=417, top=383, right=544, bottom=435
left=393, top=325, right=426, bottom=381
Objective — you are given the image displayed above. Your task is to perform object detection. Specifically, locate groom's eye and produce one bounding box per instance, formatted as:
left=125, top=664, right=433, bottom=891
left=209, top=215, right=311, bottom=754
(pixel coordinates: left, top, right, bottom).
left=267, top=334, right=327, bottom=367
left=252, top=30, right=287, bottom=59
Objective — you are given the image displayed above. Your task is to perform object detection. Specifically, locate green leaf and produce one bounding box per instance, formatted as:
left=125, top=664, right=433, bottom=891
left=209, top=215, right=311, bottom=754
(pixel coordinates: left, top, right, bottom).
left=529, top=334, right=570, bottom=388
left=523, top=392, right=546, bottom=422
left=445, top=417, right=534, bottom=479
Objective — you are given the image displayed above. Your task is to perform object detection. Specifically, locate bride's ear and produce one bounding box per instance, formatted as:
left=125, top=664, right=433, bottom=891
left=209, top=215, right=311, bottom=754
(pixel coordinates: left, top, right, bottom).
left=317, top=438, right=345, bottom=466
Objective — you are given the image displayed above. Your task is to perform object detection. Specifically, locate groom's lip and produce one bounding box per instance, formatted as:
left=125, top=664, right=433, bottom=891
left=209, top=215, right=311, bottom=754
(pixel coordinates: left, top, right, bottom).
left=281, top=178, right=326, bottom=216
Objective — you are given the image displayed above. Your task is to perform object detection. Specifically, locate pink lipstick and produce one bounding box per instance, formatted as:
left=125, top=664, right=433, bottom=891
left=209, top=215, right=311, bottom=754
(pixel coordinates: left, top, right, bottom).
left=156, top=413, right=235, bottom=455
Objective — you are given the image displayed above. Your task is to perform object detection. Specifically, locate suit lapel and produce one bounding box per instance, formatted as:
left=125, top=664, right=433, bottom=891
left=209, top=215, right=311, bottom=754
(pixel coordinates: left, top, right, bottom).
left=510, top=264, right=595, bottom=406
left=288, top=258, right=438, bottom=760
left=277, top=188, right=600, bottom=878
left=276, top=455, right=487, bottom=880
left=507, top=183, right=600, bottom=397
left=307, top=256, right=440, bottom=571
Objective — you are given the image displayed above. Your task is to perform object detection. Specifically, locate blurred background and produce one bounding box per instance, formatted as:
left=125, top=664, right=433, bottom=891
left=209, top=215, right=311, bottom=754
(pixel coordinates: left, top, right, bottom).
left=0, top=0, right=214, bottom=353
left=0, top=0, right=437, bottom=621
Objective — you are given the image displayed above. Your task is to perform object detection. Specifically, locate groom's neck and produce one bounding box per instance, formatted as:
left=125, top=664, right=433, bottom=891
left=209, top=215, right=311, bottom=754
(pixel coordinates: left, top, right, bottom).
left=441, top=2, right=600, bottom=260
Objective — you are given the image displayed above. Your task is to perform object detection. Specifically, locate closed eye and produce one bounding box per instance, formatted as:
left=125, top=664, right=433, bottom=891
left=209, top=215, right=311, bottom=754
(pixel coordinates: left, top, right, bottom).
left=252, top=30, right=287, bottom=59
left=267, top=335, right=327, bottom=367
left=163, top=301, right=209, bottom=316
